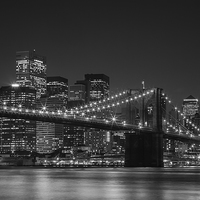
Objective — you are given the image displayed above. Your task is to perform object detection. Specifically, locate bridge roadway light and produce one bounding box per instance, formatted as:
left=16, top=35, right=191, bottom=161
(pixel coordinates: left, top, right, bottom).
left=112, top=117, right=116, bottom=122
left=81, top=112, right=85, bottom=116
left=11, top=83, right=20, bottom=88
left=123, top=121, right=126, bottom=126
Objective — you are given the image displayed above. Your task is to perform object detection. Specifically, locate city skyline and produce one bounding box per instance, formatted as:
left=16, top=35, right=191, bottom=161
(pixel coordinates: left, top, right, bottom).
left=1, top=1, right=200, bottom=107
left=1, top=2, right=200, bottom=197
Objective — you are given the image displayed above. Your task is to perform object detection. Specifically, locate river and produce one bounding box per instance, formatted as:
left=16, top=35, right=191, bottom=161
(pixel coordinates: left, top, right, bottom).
left=0, top=167, right=200, bottom=200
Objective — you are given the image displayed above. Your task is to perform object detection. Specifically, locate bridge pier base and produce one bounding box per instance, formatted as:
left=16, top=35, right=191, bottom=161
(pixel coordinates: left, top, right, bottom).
left=124, top=131, right=163, bottom=167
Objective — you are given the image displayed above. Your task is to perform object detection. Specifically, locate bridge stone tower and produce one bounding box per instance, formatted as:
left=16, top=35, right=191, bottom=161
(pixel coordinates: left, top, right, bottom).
left=125, top=88, right=164, bottom=167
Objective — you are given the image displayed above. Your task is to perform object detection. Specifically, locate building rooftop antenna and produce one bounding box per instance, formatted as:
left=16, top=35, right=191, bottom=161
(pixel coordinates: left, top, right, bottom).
left=142, top=81, right=145, bottom=91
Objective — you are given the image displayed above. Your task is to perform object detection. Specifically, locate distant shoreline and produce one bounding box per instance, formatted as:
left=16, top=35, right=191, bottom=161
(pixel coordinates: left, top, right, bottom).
left=0, top=165, right=123, bottom=169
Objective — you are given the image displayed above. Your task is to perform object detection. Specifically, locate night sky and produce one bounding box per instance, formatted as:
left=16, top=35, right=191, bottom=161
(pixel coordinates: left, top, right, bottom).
left=0, top=1, right=200, bottom=107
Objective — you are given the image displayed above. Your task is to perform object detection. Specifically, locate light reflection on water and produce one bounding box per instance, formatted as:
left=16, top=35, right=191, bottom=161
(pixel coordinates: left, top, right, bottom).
left=0, top=167, right=200, bottom=200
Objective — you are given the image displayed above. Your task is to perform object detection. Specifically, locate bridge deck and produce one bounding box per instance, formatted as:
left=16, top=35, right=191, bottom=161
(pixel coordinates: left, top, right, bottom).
left=1, top=107, right=200, bottom=143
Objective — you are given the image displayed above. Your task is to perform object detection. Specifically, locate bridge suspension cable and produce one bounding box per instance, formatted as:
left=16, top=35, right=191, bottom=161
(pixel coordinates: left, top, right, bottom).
left=162, top=107, right=197, bottom=137
left=162, top=92, right=200, bottom=135
left=71, top=89, right=155, bottom=115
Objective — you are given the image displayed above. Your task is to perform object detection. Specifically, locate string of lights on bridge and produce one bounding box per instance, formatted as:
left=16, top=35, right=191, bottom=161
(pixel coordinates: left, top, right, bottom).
left=71, top=89, right=200, bottom=137
left=70, top=89, right=155, bottom=114
left=67, top=88, right=200, bottom=138
left=73, top=90, right=128, bottom=111
left=0, top=89, right=155, bottom=128
left=1, top=89, right=200, bottom=137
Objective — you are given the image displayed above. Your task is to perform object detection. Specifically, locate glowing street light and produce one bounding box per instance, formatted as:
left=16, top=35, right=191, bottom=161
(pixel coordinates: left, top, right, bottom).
left=112, top=117, right=116, bottom=122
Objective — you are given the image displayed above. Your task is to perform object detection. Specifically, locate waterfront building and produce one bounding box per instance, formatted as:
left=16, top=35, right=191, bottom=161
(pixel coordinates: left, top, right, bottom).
left=0, top=85, right=36, bottom=154
left=36, top=76, right=68, bottom=153
left=112, top=133, right=125, bottom=154
left=63, top=126, right=85, bottom=149
left=36, top=96, right=66, bottom=153
left=16, top=50, right=47, bottom=99
left=68, top=74, right=110, bottom=153
left=77, top=74, right=110, bottom=153
left=63, top=84, right=86, bottom=150
left=85, top=130, right=112, bottom=154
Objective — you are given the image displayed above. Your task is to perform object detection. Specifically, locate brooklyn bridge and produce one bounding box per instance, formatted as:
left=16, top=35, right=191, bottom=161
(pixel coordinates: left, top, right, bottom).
left=1, top=87, right=200, bottom=167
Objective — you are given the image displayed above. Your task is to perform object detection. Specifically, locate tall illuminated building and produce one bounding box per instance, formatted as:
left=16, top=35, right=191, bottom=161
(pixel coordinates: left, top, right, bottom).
left=16, top=50, right=47, bottom=99
left=69, top=74, right=110, bottom=153
left=0, top=84, right=36, bottom=154
left=85, top=130, right=112, bottom=154
left=182, top=95, right=199, bottom=118
left=85, top=74, right=109, bottom=102
left=47, top=76, right=68, bottom=100
left=63, top=126, right=85, bottom=149
left=36, top=96, right=65, bottom=153
left=182, top=95, right=199, bottom=134
left=36, top=76, right=68, bottom=153
left=62, top=84, right=86, bottom=150
left=76, top=74, right=109, bottom=103
left=68, top=85, right=85, bottom=108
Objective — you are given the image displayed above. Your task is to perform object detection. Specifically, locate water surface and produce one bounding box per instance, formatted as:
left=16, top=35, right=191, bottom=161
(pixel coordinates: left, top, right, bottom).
left=0, top=167, right=200, bottom=200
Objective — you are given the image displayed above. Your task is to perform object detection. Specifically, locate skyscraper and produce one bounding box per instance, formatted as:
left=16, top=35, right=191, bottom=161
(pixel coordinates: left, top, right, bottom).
left=47, top=76, right=68, bottom=100
left=16, top=50, right=47, bottom=99
left=85, top=130, right=112, bottom=154
left=182, top=95, right=199, bottom=134
left=73, top=74, right=110, bottom=153
left=62, top=84, right=86, bottom=150
left=76, top=74, right=109, bottom=103
left=0, top=85, right=36, bottom=154
left=85, top=74, right=109, bottom=102
left=182, top=95, right=199, bottom=118
left=68, top=84, right=85, bottom=108
left=63, top=126, right=85, bottom=149
left=36, top=76, right=68, bottom=153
